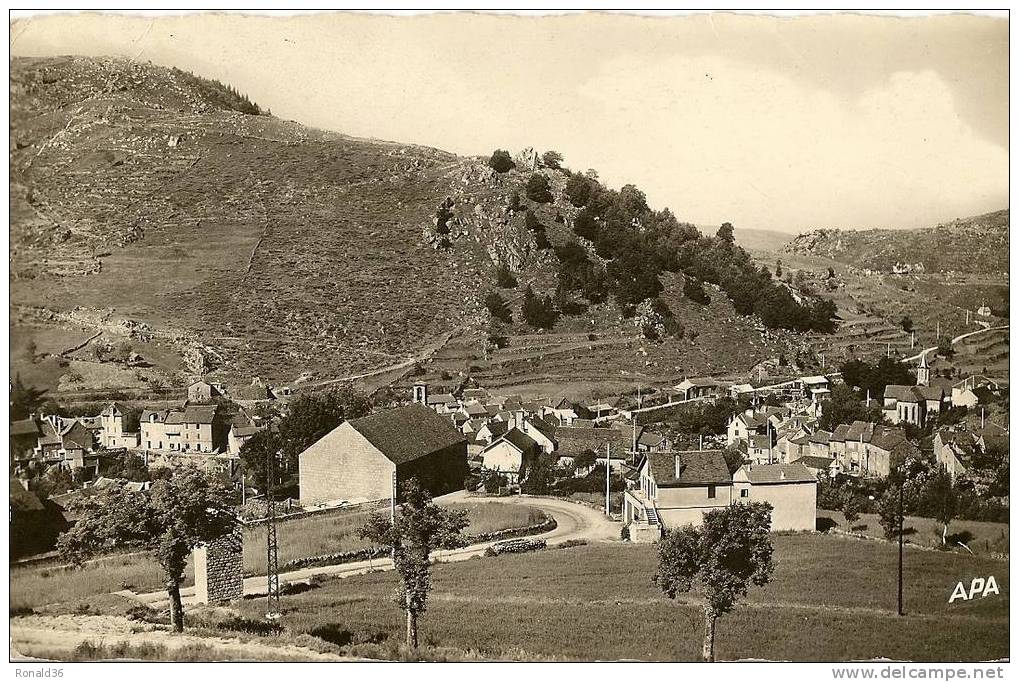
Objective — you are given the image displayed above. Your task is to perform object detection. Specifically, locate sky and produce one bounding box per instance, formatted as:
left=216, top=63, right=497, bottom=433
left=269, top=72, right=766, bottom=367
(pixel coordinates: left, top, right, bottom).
left=9, top=11, right=1009, bottom=234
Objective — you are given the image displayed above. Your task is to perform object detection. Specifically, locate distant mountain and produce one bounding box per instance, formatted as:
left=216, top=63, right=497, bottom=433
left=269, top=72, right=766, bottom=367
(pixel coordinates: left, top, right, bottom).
left=783, top=210, right=1009, bottom=274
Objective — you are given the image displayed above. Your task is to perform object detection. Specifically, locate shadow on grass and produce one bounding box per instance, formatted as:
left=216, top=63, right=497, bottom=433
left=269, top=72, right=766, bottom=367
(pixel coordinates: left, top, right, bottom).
left=816, top=517, right=837, bottom=533
left=310, top=623, right=389, bottom=647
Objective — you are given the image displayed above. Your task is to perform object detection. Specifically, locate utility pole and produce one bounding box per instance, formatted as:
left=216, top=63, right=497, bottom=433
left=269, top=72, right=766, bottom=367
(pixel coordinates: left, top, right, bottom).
left=911, top=331, right=915, bottom=349
left=898, top=480, right=904, bottom=616
left=604, top=442, right=611, bottom=516
left=264, top=448, right=281, bottom=623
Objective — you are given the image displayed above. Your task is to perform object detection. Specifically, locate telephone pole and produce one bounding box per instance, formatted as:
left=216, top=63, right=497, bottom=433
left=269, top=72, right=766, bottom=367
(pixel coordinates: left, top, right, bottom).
left=264, top=448, right=281, bottom=623
left=604, top=442, right=611, bottom=516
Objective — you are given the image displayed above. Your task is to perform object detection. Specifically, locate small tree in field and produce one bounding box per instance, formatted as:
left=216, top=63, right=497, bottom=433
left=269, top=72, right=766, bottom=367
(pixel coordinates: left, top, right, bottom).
left=877, top=487, right=903, bottom=540
left=359, top=479, right=469, bottom=649
left=927, top=465, right=957, bottom=544
left=57, top=467, right=236, bottom=632
left=654, top=503, right=775, bottom=661
left=840, top=490, right=861, bottom=530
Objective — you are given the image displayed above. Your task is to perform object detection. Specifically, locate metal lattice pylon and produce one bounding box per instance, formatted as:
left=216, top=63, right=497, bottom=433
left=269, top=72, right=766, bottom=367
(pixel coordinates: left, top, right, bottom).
left=265, top=448, right=281, bottom=622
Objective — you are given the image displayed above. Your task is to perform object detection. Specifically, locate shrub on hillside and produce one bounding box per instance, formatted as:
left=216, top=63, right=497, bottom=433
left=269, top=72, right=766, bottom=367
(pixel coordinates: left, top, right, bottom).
left=485, top=292, right=512, bottom=323
left=541, top=150, right=564, bottom=170
left=565, top=173, right=593, bottom=207
left=521, top=286, right=558, bottom=330
left=494, top=264, right=518, bottom=289
left=525, top=174, right=553, bottom=203
left=683, top=277, right=711, bottom=305
left=489, top=150, right=515, bottom=173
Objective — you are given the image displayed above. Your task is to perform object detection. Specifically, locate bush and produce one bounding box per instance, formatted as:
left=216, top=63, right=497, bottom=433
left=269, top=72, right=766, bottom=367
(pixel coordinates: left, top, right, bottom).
left=494, top=264, right=518, bottom=289
left=489, top=149, right=514, bottom=173
left=521, top=286, right=558, bottom=330
left=683, top=277, right=711, bottom=305
left=565, top=173, right=593, bottom=207
left=485, top=292, right=512, bottom=323
left=525, top=174, right=553, bottom=203
left=541, top=150, right=564, bottom=170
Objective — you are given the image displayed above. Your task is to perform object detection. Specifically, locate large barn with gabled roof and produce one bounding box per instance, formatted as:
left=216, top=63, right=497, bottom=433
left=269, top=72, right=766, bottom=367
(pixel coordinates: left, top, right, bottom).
left=298, top=403, right=468, bottom=506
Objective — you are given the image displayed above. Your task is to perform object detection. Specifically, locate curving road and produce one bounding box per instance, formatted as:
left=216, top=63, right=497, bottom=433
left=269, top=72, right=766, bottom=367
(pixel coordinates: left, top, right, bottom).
left=132, top=493, right=621, bottom=609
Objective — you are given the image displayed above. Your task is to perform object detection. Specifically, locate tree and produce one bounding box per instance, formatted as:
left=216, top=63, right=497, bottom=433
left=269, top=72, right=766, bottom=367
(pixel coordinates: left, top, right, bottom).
left=57, top=468, right=236, bottom=632
left=775, top=260, right=783, bottom=278
left=277, top=388, right=372, bottom=471
left=359, top=479, right=469, bottom=648
left=525, top=173, right=553, bottom=203
left=488, top=149, right=514, bottom=173
left=900, top=316, right=914, bottom=333
left=654, top=503, right=775, bottom=661
left=494, top=264, right=518, bottom=289
left=818, top=383, right=882, bottom=431
left=565, top=173, right=593, bottom=207
left=239, top=429, right=281, bottom=492
left=716, top=222, right=735, bottom=244
left=840, top=490, right=861, bottom=530
left=101, top=452, right=151, bottom=482
left=541, top=150, right=564, bottom=170
left=937, top=335, right=955, bottom=357
left=927, top=466, right=957, bottom=544
left=521, top=286, right=558, bottom=330
left=876, top=487, right=903, bottom=540
left=570, top=448, right=598, bottom=474
left=10, top=375, right=47, bottom=421
left=485, top=291, right=512, bottom=323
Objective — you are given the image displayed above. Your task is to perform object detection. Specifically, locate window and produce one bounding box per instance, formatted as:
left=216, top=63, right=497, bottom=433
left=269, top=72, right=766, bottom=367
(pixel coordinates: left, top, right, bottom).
left=740, top=488, right=749, bottom=498
left=707, top=485, right=716, bottom=499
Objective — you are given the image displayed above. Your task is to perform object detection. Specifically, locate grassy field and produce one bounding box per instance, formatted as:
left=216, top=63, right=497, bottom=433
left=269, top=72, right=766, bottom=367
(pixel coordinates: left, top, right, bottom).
left=232, top=534, right=1008, bottom=661
left=817, top=510, right=1009, bottom=556
left=9, top=502, right=543, bottom=611
left=244, top=502, right=544, bottom=574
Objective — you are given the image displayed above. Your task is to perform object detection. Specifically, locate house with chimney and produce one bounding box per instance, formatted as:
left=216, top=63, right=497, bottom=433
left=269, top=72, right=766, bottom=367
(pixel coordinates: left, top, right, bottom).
left=623, top=450, right=732, bottom=536
left=98, top=403, right=139, bottom=449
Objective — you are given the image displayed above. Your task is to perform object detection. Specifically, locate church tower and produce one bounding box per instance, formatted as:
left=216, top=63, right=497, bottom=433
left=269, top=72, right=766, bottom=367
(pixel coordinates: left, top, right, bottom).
left=916, top=352, right=930, bottom=387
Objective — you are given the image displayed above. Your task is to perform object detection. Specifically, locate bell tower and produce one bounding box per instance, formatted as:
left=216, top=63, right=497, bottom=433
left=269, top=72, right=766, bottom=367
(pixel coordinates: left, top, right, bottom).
left=916, top=352, right=930, bottom=387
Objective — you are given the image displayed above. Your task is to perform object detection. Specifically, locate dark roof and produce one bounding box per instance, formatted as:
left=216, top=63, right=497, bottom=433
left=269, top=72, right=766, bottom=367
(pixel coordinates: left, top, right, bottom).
left=831, top=424, right=850, bottom=442
left=648, top=450, right=730, bottom=487
left=10, top=418, right=40, bottom=437
left=884, top=385, right=920, bottom=402
left=61, top=421, right=94, bottom=450
left=10, top=479, right=44, bottom=512
left=232, top=425, right=260, bottom=437
left=740, top=463, right=816, bottom=484
left=426, top=393, right=456, bottom=405
left=869, top=426, right=908, bottom=453
left=808, top=430, right=832, bottom=445
left=183, top=405, right=218, bottom=424
left=483, top=421, right=509, bottom=437
left=555, top=426, right=630, bottom=459
left=638, top=429, right=666, bottom=447
left=526, top=418, right=556, bottom=441
left=496, top=428, right=540, bottom=454
left=790, top=455, right=834, bottom=470
left=349, top=403, right=466, bottom=465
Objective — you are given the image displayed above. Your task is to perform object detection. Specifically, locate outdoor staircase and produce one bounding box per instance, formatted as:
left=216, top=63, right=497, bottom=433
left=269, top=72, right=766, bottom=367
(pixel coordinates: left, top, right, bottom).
left=645, top=506, right=660, bottom=526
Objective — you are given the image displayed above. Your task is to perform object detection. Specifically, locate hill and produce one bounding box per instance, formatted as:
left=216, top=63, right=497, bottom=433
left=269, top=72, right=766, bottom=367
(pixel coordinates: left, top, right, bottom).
left=783, top=210, right=1009, bottom=275
left=8, top=56, right=835, bottom=398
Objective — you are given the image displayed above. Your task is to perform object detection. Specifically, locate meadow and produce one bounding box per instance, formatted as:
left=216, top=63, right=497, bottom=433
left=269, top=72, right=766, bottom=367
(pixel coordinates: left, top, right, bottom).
left=10, top=501, right=543, bottom=611
left=234, top=534, right=1008, bottom=662
left=818, top=510, right=1010, bottom=556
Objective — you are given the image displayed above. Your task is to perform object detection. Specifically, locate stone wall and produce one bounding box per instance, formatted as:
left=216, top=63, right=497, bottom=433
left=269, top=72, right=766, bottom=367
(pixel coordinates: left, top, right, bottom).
left=193, top=525, right=243, bottom=604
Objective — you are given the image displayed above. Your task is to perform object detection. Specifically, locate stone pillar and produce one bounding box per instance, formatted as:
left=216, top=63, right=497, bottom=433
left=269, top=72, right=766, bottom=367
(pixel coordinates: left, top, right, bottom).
left=193, top=525, right=243, bottom=604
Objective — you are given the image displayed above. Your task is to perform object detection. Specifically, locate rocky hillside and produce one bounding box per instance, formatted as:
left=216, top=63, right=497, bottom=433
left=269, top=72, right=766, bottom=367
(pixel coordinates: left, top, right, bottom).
left=10, top=56, right=796, bottom=395
left=783, top=210, right=1009, bottom=275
